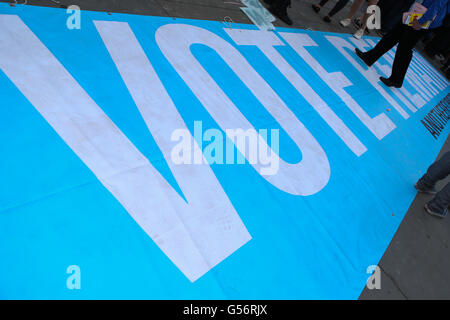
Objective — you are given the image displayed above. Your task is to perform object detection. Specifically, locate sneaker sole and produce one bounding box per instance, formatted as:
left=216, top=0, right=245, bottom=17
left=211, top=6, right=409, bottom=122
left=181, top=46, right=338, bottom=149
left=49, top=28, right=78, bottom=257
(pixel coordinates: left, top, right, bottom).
left=414, top=183, right=437, bottom=195
left=424, top=203, right=446, bottom=218
left=380, top=78, right=402, bottom=88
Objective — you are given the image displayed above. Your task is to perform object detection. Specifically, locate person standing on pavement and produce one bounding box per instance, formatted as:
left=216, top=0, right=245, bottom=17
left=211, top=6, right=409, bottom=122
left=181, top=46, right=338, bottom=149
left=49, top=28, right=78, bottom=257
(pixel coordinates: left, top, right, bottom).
left=265, top=0, right=293, bottom=25
left=415, top=151, right=450, bottom=218
left=424, top=13, right=450, bottom=58
left=312, top=0, right=351, bottom=23
left=354, top=0, right=449, bottom=88
left=339, top=0, right=380, bottom=39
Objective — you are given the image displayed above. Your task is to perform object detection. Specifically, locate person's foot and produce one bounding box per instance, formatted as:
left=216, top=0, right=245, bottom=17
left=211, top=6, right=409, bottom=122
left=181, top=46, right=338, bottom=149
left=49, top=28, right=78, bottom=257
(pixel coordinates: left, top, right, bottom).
left=424, top=203, right=447, bottom=219
left=355, top=48, right=373, bottom=66
left=323, top=16, right=331, bottom=23
left=380, top=76, right=402, bottom=88
left=352, top=18, right=362, bottom=29
left=268, top=5, right=293, bottom=25
left=353, top=29, right=364, bottom=40
left=340, top=18, right=351, bottom=27
left=415, top=182, right=437, bottom=195
left=312, top=4, right=321, bottom=13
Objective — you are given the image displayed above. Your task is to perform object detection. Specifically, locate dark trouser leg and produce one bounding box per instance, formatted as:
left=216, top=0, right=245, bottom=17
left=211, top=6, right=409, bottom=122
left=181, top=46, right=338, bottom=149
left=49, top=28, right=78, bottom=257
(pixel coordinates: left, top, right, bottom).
left=328, top=0, right=350, bottom=17
left=364, top=22, right=404, bottom=65
left=425, top=26, right=450, bottom=56
left=319, top=0, right=330, bottom=6
left=269, top=0, right=292, bottom=25
left=273, top=0, right=291, bottom=10
left=419, top=151, right=450, bottom=189
left=428, top=182, right=450, bottom=214
left=389, top=27, right=425, bottom=85
left=269, top=0, right=290, bottom=9
left=380, top=0, right=415, bottom=32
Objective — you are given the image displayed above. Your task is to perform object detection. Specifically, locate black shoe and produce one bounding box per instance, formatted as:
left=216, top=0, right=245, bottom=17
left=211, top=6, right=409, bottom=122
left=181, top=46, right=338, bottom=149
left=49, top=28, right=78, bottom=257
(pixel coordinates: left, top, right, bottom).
left=268, top=6, right=293, bottom=25
left=415, top=182, right=437, bottom=195
left=323, top=16, right=331, bottom=23
left=279, top=11, right=293, bottom=25
left=355, top=48, right=373, bottom=67
left=425, top=203, right=447, bottom=219
left=380, top=76, right=402, bottom=88
left=312, top=4, right=321, bottom=13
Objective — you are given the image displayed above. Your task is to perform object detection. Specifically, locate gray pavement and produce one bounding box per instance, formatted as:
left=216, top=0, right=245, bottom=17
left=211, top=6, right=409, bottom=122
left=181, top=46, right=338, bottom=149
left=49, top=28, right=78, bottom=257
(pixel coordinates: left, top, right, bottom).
left=2, top=0, right=449, bottom=299
left=2, top=0, right=447, bottom=74
left=1, top=0, right=366, bottom=31
left=360, top=136, right=450, bottom=300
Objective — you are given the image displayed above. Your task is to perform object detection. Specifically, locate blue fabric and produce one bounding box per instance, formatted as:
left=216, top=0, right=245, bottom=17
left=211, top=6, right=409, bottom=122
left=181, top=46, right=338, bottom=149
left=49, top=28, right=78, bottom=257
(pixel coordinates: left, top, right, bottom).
left=0, top=3, right=449, bottom=299
left=418, top=0, right=449, bottom=28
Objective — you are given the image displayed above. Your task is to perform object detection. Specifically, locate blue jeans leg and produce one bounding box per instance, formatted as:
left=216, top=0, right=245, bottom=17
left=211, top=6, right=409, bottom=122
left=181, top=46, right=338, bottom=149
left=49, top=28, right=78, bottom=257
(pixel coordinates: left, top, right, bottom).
left=419, top=151, right=450, bottom=214
left=428, top=182, right=450, bottom=214
left=419, top=151, right=450, bottom=189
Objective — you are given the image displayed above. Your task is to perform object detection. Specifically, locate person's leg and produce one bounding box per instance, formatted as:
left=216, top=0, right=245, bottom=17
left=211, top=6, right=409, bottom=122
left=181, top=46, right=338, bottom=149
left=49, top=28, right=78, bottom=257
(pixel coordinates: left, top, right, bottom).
left=426, top=182, right=450, bottom=217
left=425, top=25, right=450, bottom=57
left=360, top=0, right=379, bottom=30
left=377, top=0, right=388, bottom=12
left=340, top=0, right=364, bottom=26
left=357, top=22, right=404, bottom=66
left=345, top=0, right=365, bottom=20
left=312, top=0, right=329, bottom=13
left=268, top=0, right=293, bottom=25
left=328, top=0, right=350, bottom=17
left=389, top=27, right=425, bottom=85
left=442, top=53, right=450, bottom=77
left=417, top=151, right=450, bottom=192
left=354, top=0, right=379, bottom=39
left=381, top=0, right=415, bottom=32
left=418, top=152, right=450, bottom=218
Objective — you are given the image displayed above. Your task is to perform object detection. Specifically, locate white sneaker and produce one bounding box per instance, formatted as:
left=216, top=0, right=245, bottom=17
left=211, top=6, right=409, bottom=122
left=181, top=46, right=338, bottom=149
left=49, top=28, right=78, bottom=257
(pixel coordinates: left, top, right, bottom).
left=340, top=18, right=351, bottom=27
left=353, top=29, right=364, bottom=40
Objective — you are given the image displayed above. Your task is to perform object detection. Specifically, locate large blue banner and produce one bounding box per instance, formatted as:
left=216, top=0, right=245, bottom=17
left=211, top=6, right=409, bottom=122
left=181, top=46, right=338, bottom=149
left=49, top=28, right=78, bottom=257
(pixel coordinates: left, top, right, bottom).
left=0, top=3, right=448, bottom=299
